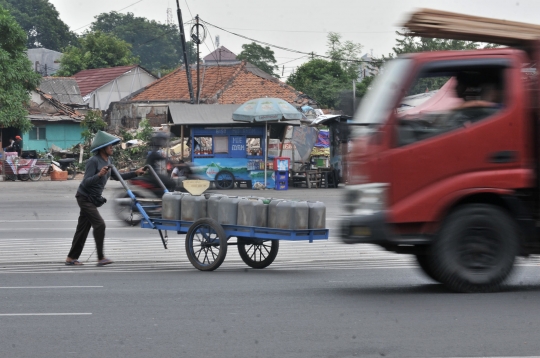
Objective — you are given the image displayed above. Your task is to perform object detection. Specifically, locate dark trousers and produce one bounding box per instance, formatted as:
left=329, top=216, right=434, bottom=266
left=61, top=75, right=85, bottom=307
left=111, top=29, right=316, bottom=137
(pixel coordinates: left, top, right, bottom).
left=68, top=195, right=106, bottom=261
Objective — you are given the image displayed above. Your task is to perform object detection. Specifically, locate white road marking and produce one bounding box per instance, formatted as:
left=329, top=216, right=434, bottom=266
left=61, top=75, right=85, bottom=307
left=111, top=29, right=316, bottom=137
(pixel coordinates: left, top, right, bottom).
left=0, top=313, right=92, bottom=316
left=0, top=286, right=103, bottom=289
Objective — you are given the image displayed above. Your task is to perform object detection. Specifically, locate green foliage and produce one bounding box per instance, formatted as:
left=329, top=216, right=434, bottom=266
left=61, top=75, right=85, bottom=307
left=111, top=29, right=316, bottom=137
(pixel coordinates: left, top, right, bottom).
left=0, top=5, right=41, bottom=132
left=355, top=75, right=375, bottom=98
left=80, top=110, right=107, bottom=160
left=56, top=31, right=138, bottom=76
left=287, top=59, right=351, bottom=108
left=0, top=0, right=76, bottom=51
left=237, top=42, right=279, bottom=77
left=90, top=11, right=196, bottom=72
left=325, top=32, right=363, bottom=80
left=392, top=30, right=480, bottom=55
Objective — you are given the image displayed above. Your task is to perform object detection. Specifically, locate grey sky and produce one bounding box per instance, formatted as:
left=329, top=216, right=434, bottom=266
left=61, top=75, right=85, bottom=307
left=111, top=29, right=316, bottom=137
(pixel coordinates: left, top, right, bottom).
left=49, top=0, right=540, bottom=77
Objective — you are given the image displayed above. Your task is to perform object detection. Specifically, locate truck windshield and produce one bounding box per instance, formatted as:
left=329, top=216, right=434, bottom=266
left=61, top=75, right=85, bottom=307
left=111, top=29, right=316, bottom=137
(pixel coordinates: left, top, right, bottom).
left=352, top=59, right=413, bottom=125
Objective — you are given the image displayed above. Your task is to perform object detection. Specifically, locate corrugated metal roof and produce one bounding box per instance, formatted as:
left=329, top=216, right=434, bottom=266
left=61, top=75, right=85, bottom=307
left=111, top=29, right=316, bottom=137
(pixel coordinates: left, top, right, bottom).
left=73, top=65, right=138, bottom=96
left=39, top=77, right=84, bottom=105
left=168, top=103, right=302, bottom=126
left=168, top=104, right=241, bottom=125
left=28, top=114, right=82, bottom=123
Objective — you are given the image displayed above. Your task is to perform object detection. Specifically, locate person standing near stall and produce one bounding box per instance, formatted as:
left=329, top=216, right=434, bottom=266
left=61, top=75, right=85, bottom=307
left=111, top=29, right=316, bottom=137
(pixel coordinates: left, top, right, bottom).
left=65, top=131, right=145, bottom=266
left=13, top=136, right=22, bottom=156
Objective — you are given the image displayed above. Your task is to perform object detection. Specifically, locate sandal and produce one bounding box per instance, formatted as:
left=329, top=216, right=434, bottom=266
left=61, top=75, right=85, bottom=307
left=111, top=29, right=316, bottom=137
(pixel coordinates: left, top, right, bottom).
left=65, top=260, right=83, bottom=266
left=96, top=258, right=114, bottom=267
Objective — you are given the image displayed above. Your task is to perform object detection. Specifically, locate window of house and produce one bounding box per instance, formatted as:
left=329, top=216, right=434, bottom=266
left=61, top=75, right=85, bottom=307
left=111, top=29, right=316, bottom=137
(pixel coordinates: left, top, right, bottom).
left=246, top=137, right=262, bottom=156
left=29, top=126, right=46, bottom=140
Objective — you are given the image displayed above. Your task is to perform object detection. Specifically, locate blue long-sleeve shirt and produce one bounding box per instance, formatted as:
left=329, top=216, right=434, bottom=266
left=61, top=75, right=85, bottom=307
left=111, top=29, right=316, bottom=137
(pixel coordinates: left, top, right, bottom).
left=77, top=154, right=137, bottom=198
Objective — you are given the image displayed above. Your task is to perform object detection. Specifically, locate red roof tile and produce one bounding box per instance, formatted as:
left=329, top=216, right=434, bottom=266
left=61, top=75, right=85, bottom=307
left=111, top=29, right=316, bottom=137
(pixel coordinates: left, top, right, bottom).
left=73, top=65, right=138, bottom=96
left=130, top=62, right=306, bottom=106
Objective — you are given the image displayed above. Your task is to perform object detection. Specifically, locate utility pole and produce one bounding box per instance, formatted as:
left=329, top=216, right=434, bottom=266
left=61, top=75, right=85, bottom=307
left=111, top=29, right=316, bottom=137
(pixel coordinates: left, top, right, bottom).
left=176, top=0, right=194, bottom=104
left=352, top=79, right=356, bottom=114
left=196, top=15, right=200, bottom=104
left=282, top=65, right=284, bottom=77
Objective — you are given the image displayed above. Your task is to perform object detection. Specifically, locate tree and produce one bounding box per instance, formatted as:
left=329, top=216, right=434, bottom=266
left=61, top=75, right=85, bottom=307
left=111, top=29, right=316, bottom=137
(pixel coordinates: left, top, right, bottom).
left=90, top=11, right=196, bottom=73
left=287, top=59, right=350, bottom=108
left=355, top=31, right=494, bottom=98
left=56, top=31, right=138, bottom=76
left=326, top=32, right=363, bottom=80
left=237, top=42, right=279, bottom=77
left=0, top=5, right=41, bottom=132
left=0, top=0, right=76, bottom=51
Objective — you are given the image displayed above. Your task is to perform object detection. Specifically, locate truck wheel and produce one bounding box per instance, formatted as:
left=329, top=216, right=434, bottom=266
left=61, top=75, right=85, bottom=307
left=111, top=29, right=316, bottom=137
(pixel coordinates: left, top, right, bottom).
left=415, top=253, right=441, bottom=283
left=431, top=204, right=519, bottom=293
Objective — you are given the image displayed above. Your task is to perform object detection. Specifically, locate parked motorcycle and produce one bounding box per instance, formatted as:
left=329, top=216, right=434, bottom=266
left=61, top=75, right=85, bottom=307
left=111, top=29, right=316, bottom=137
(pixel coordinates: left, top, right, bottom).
left=44, top=149, right=77, bottom=180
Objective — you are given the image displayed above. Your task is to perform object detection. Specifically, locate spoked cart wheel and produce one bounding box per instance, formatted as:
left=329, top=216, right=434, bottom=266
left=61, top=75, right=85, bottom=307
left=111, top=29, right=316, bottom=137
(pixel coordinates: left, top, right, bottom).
left=214, top=170, right=235, bottom=189
left=185, top=218, right=228, bottom=271
left=28, top=166, right=42, bottom=181
left=237, top=238, right=279, bottom=269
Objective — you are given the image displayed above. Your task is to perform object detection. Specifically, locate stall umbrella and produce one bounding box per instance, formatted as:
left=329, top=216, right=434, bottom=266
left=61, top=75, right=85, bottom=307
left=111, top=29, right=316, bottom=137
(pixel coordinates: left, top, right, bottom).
left=232, top=98, right=304, bottom=187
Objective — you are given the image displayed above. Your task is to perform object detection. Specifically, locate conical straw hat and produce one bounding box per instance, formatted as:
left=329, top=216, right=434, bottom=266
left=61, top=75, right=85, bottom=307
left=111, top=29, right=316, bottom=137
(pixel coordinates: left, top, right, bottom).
left=90, top=131, right=121, bottom=152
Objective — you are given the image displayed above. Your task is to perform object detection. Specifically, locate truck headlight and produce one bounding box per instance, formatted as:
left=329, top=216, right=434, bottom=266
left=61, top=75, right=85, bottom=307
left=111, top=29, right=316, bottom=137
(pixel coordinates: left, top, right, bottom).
left=343, top=183, right=389, bottom=215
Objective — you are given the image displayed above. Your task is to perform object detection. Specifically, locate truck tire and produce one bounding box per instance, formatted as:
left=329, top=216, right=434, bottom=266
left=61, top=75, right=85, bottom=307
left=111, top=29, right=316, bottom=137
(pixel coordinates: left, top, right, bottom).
left=431, top=204, right=519, bottom=293
left=415, top=253, right=441, bottom=283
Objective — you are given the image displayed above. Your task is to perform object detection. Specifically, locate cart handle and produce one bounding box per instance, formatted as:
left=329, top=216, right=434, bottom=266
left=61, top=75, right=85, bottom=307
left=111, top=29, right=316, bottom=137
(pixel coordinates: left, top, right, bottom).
left=143, top=164, right=169, bottom=193
left=110, top=164, right=155, bottom=229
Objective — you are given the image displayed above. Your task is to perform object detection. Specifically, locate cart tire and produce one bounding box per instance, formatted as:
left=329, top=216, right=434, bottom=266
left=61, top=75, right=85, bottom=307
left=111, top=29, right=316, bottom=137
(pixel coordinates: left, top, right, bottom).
left=185, top=218, right=228, bottom=271
left=18, top=171, right=29, bottom=181
left=237, top=238, right=279, bottom=269
left=67, top=163, right=77, bottom=180
left=214, top=170, right=235, bottom=190
left=28, top=166, right=42, bottom=181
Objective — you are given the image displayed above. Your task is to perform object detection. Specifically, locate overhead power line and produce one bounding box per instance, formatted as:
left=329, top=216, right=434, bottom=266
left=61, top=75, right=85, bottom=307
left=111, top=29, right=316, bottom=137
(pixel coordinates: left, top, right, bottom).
left=199, top=18, right=383, bottom=65
left=73, top=0, right=146, bottom=32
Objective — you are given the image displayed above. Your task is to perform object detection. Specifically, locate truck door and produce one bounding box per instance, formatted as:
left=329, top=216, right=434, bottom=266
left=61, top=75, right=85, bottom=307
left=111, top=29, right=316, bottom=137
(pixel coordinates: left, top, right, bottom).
left=388, top=58, right=521, bottom=222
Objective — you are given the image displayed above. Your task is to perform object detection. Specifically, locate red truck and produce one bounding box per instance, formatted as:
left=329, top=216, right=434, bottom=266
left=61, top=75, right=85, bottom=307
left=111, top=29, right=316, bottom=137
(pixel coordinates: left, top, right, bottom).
left=340, top=9, right=540, bottom=292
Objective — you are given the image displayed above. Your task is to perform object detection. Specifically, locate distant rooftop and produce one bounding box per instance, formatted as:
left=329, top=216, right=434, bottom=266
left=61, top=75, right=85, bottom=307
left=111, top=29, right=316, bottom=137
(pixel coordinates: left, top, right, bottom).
left=203, top=46, right=239, bottom=63
left=73, top=65, right=138, bottom=96
left=39, top=77, right=84, bottom=105
left=27, top=48, right=62, bottom=75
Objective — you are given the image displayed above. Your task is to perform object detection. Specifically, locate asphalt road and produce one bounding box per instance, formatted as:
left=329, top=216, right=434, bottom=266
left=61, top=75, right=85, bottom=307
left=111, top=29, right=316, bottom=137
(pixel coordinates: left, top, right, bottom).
left=2, top=179, right=540, bottom=358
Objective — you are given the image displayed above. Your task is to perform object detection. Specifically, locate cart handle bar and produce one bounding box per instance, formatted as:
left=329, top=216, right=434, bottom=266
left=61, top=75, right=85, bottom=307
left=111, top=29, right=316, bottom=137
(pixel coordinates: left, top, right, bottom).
left=110, top=164, right=165, bottom=229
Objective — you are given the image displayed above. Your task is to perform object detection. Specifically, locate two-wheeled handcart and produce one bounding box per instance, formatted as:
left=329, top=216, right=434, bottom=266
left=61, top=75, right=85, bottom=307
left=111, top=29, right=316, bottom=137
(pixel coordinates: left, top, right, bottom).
left=112, top=165, right=329, bottom=271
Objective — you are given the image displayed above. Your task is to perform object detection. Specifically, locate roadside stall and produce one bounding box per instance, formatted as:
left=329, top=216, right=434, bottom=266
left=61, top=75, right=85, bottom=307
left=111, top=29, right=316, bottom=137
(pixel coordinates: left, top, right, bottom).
left=167, top=103, right=302, bottom=189
left=309, top=114, right=352, bottom=184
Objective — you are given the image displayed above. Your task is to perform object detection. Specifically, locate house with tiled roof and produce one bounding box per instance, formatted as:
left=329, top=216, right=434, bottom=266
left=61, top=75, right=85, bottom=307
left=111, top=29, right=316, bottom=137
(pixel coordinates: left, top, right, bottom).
left=106, top=61, right=316, bottom=130
left=73, top=65, right=157, bottom=111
